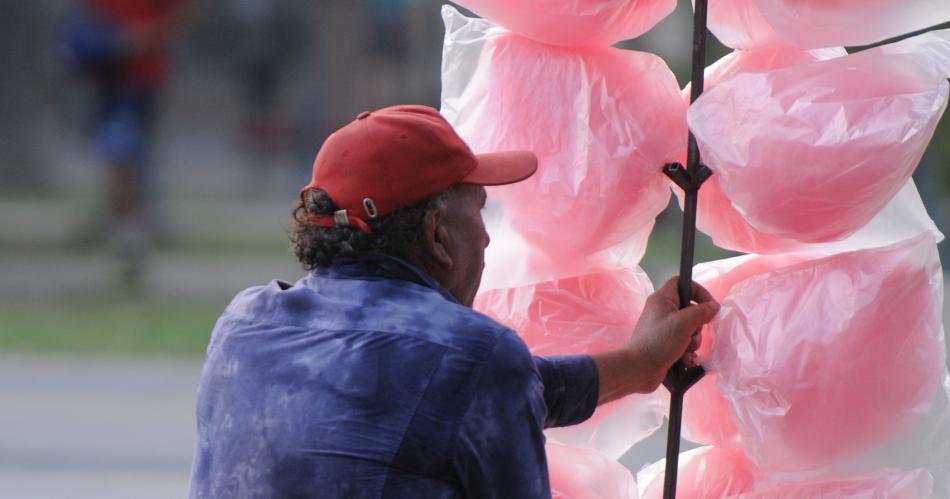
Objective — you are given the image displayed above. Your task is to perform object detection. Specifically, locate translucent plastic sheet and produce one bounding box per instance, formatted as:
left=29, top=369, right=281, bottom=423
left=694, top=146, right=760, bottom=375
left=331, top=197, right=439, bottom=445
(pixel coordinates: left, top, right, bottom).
left=478, top=197, right=653, bottom=291
left=703, top=0, right=785, bottom=49
left=734, top=469, right=934, bottom=499
left=475, top=267, right=668, bottom=458
left=547, top=441, right=640, bottom=499
left=706, top=234, right=946, bottom=471
left=756, top=0, right=950, bottom=50
left=688, top=31, right=950, bottom=250
left=442, top=6, right=683, bottom=268
left=450, top=0, right=675, bottom=47
left=638, top=446, right=934, bottom=499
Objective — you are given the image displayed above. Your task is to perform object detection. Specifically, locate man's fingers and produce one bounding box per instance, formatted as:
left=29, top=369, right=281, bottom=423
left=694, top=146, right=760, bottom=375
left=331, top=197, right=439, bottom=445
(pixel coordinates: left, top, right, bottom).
left=655, top=277, right=715, bottom=306
left=687, top=332, right=702, bottom=352
left=690, top=280, right=716, bottom=305
left=674, top=300, right=720, bottom=334
left=682, top=351, right=698, bottom=368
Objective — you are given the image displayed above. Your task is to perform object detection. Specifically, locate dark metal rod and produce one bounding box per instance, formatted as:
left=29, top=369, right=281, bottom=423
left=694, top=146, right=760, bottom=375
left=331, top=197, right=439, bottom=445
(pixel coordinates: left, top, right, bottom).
left=662, top=0, right=710, bottom=498
left=662, top=391, right=686, bottom=498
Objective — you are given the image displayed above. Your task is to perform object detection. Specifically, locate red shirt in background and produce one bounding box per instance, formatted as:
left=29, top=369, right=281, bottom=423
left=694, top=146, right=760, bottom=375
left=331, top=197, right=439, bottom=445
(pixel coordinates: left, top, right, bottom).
left=92, top=0, right=181, bottom=86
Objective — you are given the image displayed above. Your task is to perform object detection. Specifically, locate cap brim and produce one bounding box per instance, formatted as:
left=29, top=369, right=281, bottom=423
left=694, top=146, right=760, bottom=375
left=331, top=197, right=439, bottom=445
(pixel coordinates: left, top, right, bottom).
left=463, top=150, right=538, bottom=186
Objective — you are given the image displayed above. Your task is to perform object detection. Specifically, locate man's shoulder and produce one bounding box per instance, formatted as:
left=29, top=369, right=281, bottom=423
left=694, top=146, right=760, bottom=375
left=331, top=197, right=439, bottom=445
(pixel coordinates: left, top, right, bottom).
left=214, top=275, right=518, bottom=359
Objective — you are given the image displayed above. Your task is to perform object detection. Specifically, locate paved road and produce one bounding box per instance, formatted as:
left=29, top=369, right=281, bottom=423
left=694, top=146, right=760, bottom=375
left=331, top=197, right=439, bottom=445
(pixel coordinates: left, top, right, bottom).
left=0, top=355, right=201, bottom=499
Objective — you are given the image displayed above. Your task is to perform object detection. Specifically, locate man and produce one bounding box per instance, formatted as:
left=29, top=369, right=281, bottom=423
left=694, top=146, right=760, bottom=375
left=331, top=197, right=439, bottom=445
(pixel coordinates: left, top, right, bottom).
left=189, top=105, right=718, bottom=498
left=65, top=0, right=183, bottom=245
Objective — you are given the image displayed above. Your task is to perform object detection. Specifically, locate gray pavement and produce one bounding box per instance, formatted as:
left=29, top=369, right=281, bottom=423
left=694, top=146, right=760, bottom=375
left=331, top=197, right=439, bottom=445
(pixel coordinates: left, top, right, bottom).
left=0, top=355, right=201, bottom=499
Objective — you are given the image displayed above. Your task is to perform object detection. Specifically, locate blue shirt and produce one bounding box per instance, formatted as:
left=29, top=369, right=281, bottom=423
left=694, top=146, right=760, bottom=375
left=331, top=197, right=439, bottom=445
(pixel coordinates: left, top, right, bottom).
left=189, top=253, right=599, bottom=498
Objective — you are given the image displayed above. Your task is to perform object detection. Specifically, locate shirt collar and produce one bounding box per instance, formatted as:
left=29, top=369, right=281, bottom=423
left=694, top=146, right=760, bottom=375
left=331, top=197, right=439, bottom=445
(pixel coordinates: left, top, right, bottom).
left=313, top=252, right=460, bottom=304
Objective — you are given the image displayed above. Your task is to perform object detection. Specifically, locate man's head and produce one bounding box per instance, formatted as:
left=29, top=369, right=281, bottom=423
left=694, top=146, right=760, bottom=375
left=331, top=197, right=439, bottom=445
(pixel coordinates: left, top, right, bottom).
left=290, top=105, right=536, bottom=306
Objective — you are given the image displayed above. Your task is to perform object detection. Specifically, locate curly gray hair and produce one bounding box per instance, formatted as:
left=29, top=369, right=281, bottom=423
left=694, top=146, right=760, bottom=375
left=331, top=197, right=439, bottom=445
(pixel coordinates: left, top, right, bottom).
left=290, top=187, right=454, bottom=270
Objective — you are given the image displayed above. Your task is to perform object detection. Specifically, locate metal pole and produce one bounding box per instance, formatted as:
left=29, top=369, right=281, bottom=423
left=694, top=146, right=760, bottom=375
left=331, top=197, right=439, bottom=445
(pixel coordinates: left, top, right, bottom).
left=660, top=0, right=712, bottom=497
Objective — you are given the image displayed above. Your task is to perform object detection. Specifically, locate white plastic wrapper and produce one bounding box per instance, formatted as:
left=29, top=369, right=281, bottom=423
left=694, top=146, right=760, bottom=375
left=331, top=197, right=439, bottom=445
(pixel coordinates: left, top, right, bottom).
left=547, top=441, right=640, bottom=498
left=705, top=233, right=946, bottom=471
left=475, top=267, right=668, bottom=458
left=637, top=446, right=935, bottom=499
left=735, top=469, right=934, bottom=499
left=450, top=0, right=675, bottom=47
left=702, top=0, right=786, bottom=49
left=702, top=0, right=950, bottom=50
left=756, top=0, right=950, bottom=50
left=442, top=6, right=683, bottom=279
left=688, top=30, right=950, bottom=251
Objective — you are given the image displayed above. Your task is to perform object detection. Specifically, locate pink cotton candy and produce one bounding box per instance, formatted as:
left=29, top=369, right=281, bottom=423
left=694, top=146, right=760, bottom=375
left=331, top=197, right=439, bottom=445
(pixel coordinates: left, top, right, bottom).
left=678, top=46, right=843, bottom=253
left=756, top=0, right=950, bottom=50
left=475, top=267, right=667, bottom=458
left=451, top=0, right=675, bottom=47
left=735, top=468, right=934, bottom=499
left=709, top=234, right=945, bottom=471
left=546, top=441, right=639, bottom=499
left=682, top=254, right=808, bottom=447
left=638, top=446, right=760, bottom=499
left=443, top=11, right=684, bottom=261
left=475, top=267, right=651, bottom=355
left=689, top=32, right=950, bottom=250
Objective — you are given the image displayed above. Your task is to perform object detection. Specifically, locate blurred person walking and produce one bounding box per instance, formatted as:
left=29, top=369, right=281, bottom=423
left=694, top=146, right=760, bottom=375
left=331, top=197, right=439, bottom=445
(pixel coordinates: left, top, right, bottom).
left=63, top=0, right=184, bottom=249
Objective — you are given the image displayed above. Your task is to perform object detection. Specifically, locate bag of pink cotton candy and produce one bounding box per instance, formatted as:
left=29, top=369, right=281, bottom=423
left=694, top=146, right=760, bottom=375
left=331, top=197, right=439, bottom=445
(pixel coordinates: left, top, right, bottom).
left=450, top=0, right=675, bottom=48
left=697, top=233, right=945, bottom=472
left=702, top=0, right=950, bottom=50
left=676, top=45, right=844, bottom=254
left=546, top=441, right=639, bottom=499
left=475, top=267, right=667, bottom=459
left=441, top=6, right=683, bottom=263
left=753, top=0, right=950, bottom=50
left=688, top=30, right=950, bottom=252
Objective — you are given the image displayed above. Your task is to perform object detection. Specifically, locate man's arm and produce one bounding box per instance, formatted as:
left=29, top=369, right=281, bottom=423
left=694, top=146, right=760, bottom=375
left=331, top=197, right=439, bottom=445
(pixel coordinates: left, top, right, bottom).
left=530, top=277, right=719, bottom=428
left=533, top=355, right=598, bottom=428
left=450, top=331, right=553, bottom=499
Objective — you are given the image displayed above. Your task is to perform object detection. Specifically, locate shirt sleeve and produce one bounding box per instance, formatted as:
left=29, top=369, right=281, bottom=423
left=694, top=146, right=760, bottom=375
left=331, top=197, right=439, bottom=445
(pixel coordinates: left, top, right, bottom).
left=534, top=355, right=599, bottom=428
left=450, top=331, right=552, bottom=499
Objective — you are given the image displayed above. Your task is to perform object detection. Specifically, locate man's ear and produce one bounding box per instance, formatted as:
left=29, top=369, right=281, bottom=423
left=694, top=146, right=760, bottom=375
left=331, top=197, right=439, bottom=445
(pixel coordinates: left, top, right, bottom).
left=422, top=207, right=453, bottom=268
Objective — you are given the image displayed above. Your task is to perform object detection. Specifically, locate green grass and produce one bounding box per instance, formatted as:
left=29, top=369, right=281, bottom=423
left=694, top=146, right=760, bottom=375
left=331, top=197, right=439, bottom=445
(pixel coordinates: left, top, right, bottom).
left=0, top=298, right=225, bottom=356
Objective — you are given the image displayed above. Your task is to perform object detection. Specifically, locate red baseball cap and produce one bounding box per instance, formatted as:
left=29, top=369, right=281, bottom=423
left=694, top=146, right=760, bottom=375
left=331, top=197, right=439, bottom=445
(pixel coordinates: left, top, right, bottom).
left=301, top=105, right=537, bottom=232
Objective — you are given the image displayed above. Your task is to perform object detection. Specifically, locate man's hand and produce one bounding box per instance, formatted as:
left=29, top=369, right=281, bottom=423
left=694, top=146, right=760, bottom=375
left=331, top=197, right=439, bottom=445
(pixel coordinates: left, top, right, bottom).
left=592, top=277, right=720, bottom=405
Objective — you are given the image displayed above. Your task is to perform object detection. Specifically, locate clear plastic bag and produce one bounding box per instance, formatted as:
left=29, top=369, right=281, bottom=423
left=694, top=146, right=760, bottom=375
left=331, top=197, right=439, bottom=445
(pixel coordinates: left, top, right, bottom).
left=688, top=31, right=950, bottom=250
left=442, top=6, right=683, bottom=266
left=707, top=233, right=945, bottom=471
left=547, top=441, right=640, bottom=499
left=756, top=0, right=950, bottom=50
left=475, top=267, right=668, bottom=458
left=450, top=0, right=675, bottom=47
left=734, top=468, right=934, bottom=499
left=703, top=0, right=786, bottom=49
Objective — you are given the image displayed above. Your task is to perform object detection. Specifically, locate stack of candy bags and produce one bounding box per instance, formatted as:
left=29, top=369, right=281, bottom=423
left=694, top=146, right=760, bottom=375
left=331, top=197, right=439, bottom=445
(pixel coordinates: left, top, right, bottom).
left=439, top=1, right=950, bottom=497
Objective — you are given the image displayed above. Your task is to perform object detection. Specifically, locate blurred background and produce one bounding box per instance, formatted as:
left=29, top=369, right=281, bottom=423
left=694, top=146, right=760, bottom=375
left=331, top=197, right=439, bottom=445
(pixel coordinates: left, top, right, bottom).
left=1, top=1, right=948, bottom=498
